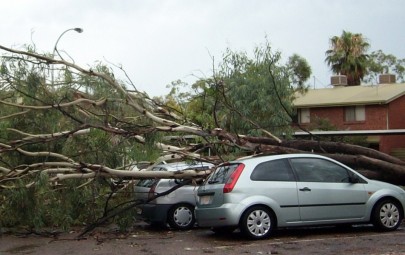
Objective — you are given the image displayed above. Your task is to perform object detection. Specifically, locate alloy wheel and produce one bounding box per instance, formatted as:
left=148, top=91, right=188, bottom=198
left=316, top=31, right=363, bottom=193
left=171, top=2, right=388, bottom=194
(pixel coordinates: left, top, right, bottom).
left=240, top=206, right=274, bottom=239
left=379, top=202, right=400, bottom=228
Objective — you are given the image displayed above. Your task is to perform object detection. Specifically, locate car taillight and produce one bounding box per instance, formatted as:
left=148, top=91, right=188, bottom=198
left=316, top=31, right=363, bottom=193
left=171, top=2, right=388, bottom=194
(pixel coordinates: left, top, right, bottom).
left=148, top=181, right=158, bottom=200
left=223, top=163, right=245, bottom=193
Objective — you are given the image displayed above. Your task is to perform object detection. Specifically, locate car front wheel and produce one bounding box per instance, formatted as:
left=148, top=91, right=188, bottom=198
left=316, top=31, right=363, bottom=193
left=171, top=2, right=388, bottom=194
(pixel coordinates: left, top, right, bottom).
left=167, top=203, right=195, bottom=230
left=240, top=206, right=275, bottom=240
left=372, top=199, right=403, bottom=231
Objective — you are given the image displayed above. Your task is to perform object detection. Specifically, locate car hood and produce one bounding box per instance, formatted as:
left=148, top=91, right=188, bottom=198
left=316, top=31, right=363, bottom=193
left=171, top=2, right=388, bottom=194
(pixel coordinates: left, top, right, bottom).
left=367, top=179, right=405, bottom=194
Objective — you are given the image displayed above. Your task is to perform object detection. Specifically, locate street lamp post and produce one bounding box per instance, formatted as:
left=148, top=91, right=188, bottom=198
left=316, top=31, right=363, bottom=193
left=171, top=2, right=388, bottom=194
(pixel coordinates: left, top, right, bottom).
left=51, top=27, right=83, bottom=88
left=52, top=27, right=83, bottom=59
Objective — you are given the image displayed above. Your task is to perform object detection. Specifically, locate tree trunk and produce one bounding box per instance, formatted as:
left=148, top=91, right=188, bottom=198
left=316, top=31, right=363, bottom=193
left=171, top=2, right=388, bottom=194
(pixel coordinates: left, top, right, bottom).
left=216, top=132, right=405, bottom=185
left=242, top=136, right=405, bottom=166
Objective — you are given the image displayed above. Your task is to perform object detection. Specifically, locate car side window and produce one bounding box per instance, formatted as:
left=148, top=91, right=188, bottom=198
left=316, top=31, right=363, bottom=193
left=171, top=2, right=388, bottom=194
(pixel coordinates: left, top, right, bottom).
left=250, top=159, right=295, bottom=182
left=290, top=158, right=350, bottom=183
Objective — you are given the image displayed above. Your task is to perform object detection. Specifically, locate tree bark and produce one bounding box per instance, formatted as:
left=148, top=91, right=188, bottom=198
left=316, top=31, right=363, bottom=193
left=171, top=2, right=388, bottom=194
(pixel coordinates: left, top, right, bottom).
left=243, top=136, right=405, bottom=166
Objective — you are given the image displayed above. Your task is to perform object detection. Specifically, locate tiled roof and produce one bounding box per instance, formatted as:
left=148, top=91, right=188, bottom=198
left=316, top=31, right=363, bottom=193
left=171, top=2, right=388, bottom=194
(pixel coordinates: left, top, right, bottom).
left=293, top=83, right=405, bottom=108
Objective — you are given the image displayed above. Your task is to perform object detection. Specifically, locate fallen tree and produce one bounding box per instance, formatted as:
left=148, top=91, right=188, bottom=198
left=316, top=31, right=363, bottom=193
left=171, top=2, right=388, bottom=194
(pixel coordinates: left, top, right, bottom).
left=1, top=42, right=404, bottom=234
left=234, top=135, right=405, bottom=184
left=0, top=44, right=404, bottom=185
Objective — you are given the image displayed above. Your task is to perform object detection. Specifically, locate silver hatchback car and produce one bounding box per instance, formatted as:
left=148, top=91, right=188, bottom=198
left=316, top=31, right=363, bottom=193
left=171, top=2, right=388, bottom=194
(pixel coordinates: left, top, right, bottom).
left=195, top=154, right=405, bottom=239
left=134, top=161, right=214, bottom=230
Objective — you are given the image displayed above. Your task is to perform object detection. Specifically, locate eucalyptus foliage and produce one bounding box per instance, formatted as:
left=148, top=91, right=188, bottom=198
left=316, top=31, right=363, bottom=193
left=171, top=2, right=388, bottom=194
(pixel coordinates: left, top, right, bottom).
left=365, top=50, right=405, bottom=83
left=0, top=45, right=159, bottom=230
left=181, top=40, right=311, bottom=137
left=0, top=174, right=135, bottom=231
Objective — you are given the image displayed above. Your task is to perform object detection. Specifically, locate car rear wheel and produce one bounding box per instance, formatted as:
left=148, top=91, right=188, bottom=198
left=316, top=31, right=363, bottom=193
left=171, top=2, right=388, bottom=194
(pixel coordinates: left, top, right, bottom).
left=167, top=203, right=195, bottom=230
left=372, top=199, right=403, bottom=231
left=240, top=206, right=274, bottom=240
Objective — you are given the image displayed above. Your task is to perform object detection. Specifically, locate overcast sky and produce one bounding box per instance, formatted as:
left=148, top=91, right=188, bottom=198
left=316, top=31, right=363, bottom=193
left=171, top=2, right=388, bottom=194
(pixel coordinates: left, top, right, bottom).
left=2, top=0, right=405, bottom=96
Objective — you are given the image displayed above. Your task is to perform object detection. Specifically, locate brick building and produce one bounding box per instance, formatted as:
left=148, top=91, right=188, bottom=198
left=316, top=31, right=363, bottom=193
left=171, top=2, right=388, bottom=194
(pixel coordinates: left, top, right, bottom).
left=293, top=75, right=405, bottom=158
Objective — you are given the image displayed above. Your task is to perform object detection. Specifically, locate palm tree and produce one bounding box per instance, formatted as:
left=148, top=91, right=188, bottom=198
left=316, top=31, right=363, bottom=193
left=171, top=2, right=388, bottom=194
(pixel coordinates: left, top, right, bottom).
left=325, top=31, right=370, bottom=85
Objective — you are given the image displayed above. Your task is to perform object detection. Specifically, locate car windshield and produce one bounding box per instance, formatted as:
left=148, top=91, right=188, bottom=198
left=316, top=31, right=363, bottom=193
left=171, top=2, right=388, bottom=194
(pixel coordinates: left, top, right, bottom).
left=206, top=163, right=240, bottom=184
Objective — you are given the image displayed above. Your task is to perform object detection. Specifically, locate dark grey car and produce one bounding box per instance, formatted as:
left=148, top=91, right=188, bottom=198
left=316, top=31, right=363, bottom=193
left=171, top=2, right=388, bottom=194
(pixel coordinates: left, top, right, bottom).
left=134, top=161, right=214, bottom=230
left=195, top=154, right=405, bottom=239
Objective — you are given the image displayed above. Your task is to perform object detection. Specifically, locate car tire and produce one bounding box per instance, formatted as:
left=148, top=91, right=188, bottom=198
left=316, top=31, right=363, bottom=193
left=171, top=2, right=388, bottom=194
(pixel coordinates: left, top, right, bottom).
left=239, top=206, right=275, bottom=240
left=372, top=198, right=403, bottom=231
left=211, top=226, right=237, bottom=235
left=167, top=203, right=195, bottom=230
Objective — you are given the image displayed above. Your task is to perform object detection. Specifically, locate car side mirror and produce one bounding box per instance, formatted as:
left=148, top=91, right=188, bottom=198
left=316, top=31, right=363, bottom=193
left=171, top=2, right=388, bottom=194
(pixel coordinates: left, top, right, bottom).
left=349, top=175, right=360, bottom=184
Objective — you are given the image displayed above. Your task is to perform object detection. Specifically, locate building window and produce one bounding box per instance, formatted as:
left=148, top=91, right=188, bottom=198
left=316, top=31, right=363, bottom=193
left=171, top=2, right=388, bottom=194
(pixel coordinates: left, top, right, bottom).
left=345, top=106, right=365, bottom=122
left=298, top=108, right=310, bottom=124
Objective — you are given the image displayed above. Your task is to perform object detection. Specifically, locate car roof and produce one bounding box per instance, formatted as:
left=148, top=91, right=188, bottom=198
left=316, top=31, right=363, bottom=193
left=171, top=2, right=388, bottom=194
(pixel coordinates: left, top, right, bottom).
left=231, top=153, right=330, bottom=164
left=152, top=161, right=215, bottom=171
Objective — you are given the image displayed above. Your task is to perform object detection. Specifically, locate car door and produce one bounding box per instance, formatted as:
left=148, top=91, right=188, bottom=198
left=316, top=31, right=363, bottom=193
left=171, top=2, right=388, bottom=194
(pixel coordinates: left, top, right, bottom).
left=249, top=159, right=301, bottom=223
left=289, top=157, right=368, bottom=222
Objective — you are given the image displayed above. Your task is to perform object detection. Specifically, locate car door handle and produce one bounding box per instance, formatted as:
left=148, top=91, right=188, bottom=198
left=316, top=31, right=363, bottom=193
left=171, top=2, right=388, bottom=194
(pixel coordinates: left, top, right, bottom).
left=299, top=187, right=311, bottom=192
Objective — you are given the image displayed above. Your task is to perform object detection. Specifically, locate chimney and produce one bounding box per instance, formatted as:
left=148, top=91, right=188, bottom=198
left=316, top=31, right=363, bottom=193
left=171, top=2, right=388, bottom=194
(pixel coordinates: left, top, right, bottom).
left=379, top=74, right=396, bottom=84
left=331, top=75, right=347, bottom=86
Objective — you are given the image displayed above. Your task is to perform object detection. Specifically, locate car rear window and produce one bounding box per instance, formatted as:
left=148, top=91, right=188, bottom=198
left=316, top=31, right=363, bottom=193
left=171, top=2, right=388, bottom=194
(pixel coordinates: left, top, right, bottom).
left=206, top=163, right=241, bottom=184
left=250, top=159, right=295, bottom=181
